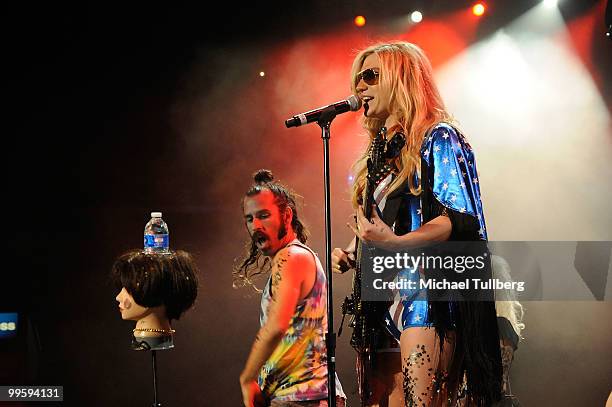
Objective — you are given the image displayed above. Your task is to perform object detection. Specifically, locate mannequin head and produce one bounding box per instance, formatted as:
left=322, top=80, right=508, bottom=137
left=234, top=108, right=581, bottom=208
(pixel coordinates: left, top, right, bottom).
left=112, top=249, right=199, bottom=331
left=116, top=287, right=154, bottom=321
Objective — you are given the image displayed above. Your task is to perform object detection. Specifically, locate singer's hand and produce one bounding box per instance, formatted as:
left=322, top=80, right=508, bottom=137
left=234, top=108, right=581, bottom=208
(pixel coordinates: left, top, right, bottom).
left=348, top=206, right=398, bottom=251
left=332, top=248, right=355, bottom=273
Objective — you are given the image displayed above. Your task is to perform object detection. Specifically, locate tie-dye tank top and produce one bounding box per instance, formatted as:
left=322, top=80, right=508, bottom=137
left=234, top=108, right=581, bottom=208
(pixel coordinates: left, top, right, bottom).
left=258, top=240, right=339, bottom=402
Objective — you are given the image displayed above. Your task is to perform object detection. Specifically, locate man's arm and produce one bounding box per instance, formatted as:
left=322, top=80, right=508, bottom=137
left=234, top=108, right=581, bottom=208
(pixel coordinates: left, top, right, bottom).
left=239, top=246, right=314, bottom=401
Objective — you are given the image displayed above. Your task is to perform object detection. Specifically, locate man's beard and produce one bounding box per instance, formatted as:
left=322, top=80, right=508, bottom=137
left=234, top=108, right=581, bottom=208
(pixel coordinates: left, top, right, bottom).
left=250, top=221, right=289, bottom=255
left=277, top=221, right=287, bottom=240
left=251, top=230, right=268, bottom=247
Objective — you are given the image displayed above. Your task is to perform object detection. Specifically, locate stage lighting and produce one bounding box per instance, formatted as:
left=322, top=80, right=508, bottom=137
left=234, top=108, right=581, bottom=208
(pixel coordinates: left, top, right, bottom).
left=473, top=3, right=486, bottom=16
left=259, top=71, right=265, bottom=77
left=543, top=0, right=558, bottom=8
left=354, top=15, right=366, bottom=27
left=411, top=11, right=423, bottom=23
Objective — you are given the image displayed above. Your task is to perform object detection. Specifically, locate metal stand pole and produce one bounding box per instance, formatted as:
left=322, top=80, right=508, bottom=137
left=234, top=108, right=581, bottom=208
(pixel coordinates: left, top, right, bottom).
left=318, top=105, right=338, bottom=407
left=151, top=350, right=161, bottom=407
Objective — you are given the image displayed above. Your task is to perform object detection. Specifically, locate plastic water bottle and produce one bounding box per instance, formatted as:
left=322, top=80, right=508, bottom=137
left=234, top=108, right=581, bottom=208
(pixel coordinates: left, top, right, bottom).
left=144, top=212, right=169, bottom=253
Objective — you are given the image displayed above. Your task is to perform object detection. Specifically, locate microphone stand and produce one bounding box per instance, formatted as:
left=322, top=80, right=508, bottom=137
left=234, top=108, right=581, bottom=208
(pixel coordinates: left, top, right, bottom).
left=317, top=105, right=338, bottom=407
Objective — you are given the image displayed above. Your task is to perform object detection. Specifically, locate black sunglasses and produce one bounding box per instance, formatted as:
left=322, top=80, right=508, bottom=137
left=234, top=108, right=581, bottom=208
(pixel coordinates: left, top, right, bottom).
left=356, top=68, right=380, bottom=85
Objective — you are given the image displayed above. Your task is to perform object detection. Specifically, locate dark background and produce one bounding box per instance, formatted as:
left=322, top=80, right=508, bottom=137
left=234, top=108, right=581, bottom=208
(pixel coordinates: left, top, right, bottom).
left=3, top=1, right=612, bottom=406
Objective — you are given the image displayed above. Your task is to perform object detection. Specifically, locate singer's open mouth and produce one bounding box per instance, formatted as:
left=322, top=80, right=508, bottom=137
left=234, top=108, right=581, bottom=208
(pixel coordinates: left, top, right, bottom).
left=252, top=231, right=269, bottom=246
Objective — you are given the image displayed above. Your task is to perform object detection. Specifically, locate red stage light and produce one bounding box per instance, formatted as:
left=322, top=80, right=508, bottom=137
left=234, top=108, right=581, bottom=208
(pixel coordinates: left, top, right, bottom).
left=472, top=3, right=486, bottom=16
left=354, top=15, right=366, bottom=27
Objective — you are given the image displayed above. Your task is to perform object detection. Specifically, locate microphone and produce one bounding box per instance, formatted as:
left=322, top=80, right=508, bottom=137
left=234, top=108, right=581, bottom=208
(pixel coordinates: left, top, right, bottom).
left=285, top=95, right=362, bottom=128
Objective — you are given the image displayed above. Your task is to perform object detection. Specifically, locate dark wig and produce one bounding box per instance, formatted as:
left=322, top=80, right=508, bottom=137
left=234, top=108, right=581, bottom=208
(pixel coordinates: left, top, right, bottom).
left=111, top=249, right=198, bottom=320
left=233, top=169, right=309, bottom=290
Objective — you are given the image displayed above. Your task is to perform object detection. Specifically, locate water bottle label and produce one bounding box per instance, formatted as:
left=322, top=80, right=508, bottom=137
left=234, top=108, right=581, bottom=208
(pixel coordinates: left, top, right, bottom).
left=144, top=234, right=169, bottom=249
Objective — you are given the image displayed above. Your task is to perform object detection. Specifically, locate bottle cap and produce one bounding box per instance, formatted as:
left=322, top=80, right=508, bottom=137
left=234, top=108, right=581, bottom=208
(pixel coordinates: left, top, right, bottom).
left=151, top=212, right=162, bottom=218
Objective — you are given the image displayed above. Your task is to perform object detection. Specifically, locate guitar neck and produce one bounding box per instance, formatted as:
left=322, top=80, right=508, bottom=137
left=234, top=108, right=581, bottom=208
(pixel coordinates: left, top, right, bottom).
left=363, top=181, right=375, bottom=221
left=355, top=181, right=375, bottom=273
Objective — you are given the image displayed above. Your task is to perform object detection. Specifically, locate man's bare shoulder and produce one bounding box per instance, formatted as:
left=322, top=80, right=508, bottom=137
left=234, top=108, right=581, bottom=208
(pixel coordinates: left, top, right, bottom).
left=273, top=244, right=315, bottom=271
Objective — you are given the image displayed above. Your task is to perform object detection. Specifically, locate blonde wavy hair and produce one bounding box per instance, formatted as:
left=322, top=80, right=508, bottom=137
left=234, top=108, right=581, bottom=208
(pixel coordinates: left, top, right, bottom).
left=350, top=41, right=454, bottom=207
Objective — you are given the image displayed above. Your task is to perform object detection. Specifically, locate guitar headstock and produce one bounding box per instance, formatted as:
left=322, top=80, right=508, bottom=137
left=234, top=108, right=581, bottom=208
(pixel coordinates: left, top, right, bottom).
left=367, top=127, right=387, bottom=172
left=362, top=127, right=406, bottom=220
left=385, top=131, right=406, bottom=160
left=366, top=127, right=405, bottom=187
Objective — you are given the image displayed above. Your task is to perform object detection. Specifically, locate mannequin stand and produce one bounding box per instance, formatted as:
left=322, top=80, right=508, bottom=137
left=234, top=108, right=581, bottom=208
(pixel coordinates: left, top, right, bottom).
left=151, top=350, right=161, bottom=407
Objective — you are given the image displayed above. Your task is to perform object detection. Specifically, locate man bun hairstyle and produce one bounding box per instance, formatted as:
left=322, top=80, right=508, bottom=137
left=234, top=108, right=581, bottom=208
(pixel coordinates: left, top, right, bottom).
left=253, top=169, right=274, bottom=184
